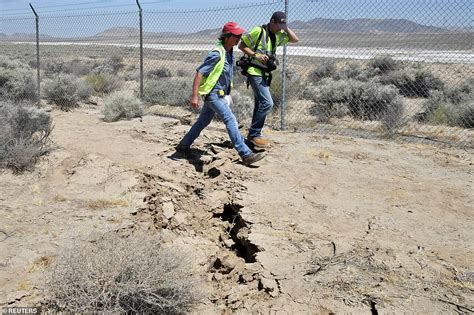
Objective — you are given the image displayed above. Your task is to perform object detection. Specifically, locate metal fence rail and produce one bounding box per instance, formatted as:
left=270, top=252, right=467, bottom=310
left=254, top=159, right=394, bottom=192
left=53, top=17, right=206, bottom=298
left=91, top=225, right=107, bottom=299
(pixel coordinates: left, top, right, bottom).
left=1, top=0, right=472, bottom=147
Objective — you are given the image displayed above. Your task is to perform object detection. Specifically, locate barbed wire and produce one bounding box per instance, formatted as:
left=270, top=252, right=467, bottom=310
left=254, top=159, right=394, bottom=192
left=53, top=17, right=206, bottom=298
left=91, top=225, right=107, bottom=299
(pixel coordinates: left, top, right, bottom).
left=0, top=0, right=172, bottom=17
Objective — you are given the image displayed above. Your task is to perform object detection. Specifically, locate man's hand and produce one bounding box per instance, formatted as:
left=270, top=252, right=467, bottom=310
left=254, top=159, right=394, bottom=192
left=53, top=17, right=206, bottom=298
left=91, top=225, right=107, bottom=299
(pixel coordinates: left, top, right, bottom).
left=255, top=53, right=269, bottom=64
left=190, top=94, right=200, bottom=109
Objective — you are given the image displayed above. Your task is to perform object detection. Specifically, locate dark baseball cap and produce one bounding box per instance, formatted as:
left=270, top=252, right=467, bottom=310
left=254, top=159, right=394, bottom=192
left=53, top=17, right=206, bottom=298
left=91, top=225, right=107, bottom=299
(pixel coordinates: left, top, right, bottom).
left=271, top=11, right=287, bottom=24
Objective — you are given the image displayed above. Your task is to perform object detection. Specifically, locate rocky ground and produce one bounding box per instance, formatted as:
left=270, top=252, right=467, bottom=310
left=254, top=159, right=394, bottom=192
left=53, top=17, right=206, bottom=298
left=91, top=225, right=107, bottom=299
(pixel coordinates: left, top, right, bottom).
left=0, top=106, right=473, bottom=314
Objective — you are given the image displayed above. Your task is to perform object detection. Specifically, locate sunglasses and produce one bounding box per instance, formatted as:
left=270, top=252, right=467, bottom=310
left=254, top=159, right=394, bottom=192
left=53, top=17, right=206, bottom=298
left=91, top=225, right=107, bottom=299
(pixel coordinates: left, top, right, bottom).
left=231, top=34, right=242, bottom=39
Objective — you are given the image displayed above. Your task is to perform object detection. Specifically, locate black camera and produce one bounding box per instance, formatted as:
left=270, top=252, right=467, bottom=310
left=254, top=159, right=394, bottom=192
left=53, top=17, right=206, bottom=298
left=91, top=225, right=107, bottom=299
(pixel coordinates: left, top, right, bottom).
left=236, top=56, right=251, bottom=75
left=265, top=56, right=277, bottom=72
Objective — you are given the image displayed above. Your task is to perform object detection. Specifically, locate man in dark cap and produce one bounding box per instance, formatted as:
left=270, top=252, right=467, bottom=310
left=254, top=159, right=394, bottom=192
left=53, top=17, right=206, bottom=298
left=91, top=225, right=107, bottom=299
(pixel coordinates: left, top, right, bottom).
left=239, top=11, right=299, bottom=148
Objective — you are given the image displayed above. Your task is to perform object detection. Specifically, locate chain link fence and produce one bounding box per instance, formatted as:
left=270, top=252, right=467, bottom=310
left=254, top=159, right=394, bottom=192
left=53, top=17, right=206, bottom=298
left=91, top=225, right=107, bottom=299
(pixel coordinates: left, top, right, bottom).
left=1, top=0, right=472, bottom=147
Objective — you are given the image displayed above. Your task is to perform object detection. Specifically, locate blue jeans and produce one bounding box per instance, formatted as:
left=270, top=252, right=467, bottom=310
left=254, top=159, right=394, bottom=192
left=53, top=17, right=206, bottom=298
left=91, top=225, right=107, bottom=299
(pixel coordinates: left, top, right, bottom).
left=248, top=75, right=274, bottom=138
left=179, top=93, right=252, bottom=158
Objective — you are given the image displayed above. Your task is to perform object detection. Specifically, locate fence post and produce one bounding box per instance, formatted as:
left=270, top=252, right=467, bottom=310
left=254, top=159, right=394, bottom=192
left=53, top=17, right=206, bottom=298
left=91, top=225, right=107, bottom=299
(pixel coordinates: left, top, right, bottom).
left=280, top=0, right=289, bottom=130
left=29, top=3, right=40, bottom=107
left=136, top=0, right=144, bottom=100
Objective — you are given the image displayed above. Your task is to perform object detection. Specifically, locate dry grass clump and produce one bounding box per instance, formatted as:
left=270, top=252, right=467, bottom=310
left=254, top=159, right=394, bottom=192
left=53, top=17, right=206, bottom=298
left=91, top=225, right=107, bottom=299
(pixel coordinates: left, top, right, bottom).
left=0, top=101, right=52, bottom=172
left=44, top=232, right=204, bottom=313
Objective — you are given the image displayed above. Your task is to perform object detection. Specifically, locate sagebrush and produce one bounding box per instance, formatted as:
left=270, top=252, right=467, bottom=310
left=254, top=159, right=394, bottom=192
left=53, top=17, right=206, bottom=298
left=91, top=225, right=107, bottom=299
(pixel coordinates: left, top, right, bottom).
left=102, top=91, right=143, bottom=122
left=0, top=56, right=37, bottom=102
left=43, top=74, right=88, bottom=110
left=142, top=78, right=192, bottom=106
left=0, top=101, right=52, bottom=172
left=44, top=232, right=204, bottom=313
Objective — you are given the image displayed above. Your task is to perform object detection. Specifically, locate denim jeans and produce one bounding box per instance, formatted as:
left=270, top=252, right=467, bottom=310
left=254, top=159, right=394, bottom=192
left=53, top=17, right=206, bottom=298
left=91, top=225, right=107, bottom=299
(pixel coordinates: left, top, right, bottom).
left=248, top=75, right=274, bottom=138
left=179, top=93, right=252, bottom=158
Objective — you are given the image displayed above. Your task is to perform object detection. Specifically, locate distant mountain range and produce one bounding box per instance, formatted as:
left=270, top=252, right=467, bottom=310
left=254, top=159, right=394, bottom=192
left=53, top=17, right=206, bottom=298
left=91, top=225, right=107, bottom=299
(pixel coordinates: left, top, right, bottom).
left=1, top=18, right=470, bottom=41
left=289, top=18, right=448, bottom=33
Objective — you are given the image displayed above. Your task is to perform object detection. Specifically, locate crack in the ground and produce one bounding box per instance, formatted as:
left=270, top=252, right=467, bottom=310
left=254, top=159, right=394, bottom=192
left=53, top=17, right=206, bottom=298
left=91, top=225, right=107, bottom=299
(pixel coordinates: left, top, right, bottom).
left=215, top=203, right=261, bottom=263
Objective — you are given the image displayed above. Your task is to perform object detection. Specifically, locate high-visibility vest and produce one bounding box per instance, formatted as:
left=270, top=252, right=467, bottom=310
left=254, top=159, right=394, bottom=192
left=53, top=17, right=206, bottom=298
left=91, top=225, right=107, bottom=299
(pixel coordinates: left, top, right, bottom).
left=198, top=42, right=226, bottom=96
left=242, top=26, right=289, bottom=76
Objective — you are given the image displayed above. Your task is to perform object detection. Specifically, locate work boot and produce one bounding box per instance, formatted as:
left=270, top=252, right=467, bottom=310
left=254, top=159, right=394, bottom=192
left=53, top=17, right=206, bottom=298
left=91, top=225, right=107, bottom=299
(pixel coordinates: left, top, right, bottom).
left=248, top=136, right=269, bottom=147
left=175, top=144, right=192, bottom=157
left=242, top=152, right=265, bottom=166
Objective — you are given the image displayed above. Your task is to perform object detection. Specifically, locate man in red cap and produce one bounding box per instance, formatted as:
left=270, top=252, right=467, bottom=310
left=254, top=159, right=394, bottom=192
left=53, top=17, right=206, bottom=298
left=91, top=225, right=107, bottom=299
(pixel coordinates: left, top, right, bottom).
left=176, top=22, right=265, bottom=166
left=239, top=11, right=299, bottom=148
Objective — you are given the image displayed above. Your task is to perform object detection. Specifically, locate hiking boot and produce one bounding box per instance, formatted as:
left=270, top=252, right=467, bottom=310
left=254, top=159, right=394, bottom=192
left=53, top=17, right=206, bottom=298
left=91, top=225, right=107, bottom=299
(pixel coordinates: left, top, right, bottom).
left=175, top=144, right=192, bottom=157
left=248, top=136, right=269, bottom=147
left=242, top=152, right=265, bottom=166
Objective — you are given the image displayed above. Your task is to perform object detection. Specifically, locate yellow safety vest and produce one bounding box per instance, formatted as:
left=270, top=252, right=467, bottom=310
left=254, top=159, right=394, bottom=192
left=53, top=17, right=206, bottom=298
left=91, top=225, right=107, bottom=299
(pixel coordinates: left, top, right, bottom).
left=198, top=42, right=226, bottom=96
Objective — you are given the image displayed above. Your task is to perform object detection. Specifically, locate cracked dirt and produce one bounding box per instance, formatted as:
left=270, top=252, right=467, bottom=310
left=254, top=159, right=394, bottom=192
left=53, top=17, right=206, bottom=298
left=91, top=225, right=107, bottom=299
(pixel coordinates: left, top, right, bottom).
left=0, top=106, right=473, bottom=313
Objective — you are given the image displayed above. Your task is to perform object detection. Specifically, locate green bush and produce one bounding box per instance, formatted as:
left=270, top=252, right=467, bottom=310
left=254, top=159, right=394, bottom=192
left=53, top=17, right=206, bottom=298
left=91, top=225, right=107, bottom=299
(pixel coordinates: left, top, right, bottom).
left=85, top=73, right=121, bottom=95
left=142, top=78, right=192, bottom=106
left=102, top=91, right=143, bottom=122
left=43, top=74, right=82, bottom=110
left=0, top=56, right=37, bottom=102
left=0, top=101, right=52, bottom=172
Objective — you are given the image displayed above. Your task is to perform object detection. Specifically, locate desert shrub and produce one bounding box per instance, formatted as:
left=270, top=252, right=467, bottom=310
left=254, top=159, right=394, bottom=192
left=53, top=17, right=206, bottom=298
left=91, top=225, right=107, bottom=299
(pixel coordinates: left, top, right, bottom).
left=122, top=69, right=140, bottom=82
left=380, top=67, right=444, bottom=97
left=423, top=82, right=474, bottom=128
left=368, top=55, right=399, bottom=74
left=0, top=56, right=37, bottom=101
left=102, top=91, right=143, bottom=122
left=177, top=69, right=192, bottom=77
left=270, top=68, right=304, bottom=109
left=147, top=67, right=172, bottom=79
left=85, top=73, right=121, bottom=95
left=92, top=63, right=116, bottom=75
left=107, top=55, right=124, bottom=73
left=308, top=78, right=405, bottom=131
left=43, top=74, right=82, bottom=110
left=76, top=79, right=93, bottom=101
left=443, top=79, right=473, bottom=105
left=43, top=59, right=95, bottom=77
left=334, top=62, right=363, bottom=80
left=308, top=61, right=336, bottom=81
left=306, top=80, right=349, bottom=121
left=44, top=232, right=203, bottom=313
left=0, top=101, right=52, bottom=172
left=381, top=94, right=405, bottom=136
left=231, top=89, right=254, bottom=123
left=91, top=55, right=124, bottom=75
left=142, top=78, right=192, bottom=106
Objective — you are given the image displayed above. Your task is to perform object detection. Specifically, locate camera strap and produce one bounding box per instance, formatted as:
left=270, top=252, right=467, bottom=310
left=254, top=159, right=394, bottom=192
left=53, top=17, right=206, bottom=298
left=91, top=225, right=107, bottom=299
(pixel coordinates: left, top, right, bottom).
left=261, top=24, right=276, bottom=56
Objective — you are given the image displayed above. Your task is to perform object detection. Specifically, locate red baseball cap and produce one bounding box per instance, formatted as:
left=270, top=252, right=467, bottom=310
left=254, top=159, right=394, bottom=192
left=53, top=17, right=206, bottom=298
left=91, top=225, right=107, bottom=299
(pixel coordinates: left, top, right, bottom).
left=222, top=21, right=245, bottom=36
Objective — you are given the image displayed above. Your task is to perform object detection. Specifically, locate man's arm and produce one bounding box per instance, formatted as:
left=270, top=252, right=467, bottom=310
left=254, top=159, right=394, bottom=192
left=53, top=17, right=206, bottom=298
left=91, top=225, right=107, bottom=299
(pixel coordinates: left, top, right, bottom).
left=283, top=25, right=299, bottom=43
left=190, top=71, right=203, bottom=109
left=238, top=41, right=269, bottom=64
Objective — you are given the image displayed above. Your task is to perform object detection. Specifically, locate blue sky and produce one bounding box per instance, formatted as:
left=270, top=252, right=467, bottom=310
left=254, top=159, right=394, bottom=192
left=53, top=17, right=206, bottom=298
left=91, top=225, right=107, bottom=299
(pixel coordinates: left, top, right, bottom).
left=0, top=0, right=471, bottom=36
